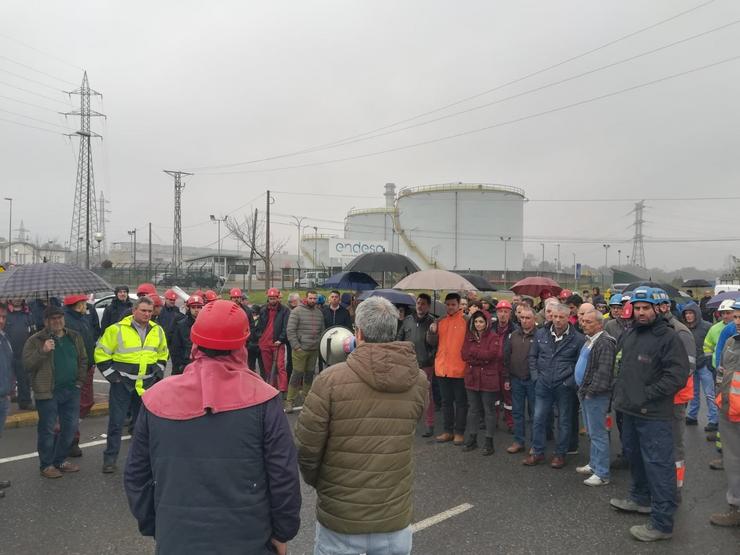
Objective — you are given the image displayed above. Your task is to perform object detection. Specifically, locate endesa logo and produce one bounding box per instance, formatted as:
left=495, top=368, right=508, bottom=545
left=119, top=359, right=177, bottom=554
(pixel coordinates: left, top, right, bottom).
left=331, top=240, right=387, bottom=255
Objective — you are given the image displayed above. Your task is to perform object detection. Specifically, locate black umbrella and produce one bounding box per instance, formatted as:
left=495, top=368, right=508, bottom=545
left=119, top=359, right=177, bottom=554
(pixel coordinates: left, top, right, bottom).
left=324, top=271, right=379, bottom=291
left=344, top=252, right=420, bottom=275
left=623, top=281, right=682, bottom=299
left=357, top=288, right=416, bottom=306
left=455, top=272, right=497, bottom=291
left=681, top=279, right=713, bottom=288
left=0, top=263, right=112, bottom=299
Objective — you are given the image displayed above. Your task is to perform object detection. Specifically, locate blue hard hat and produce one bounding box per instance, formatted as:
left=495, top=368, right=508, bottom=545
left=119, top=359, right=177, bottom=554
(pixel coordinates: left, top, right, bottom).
left=732, top=300, right=740, bottom=310
left=609, top=293, right=623, bottom=306
left=631, top=287, right=663, bottom=305
left=317, top=294, right=326, bottom=305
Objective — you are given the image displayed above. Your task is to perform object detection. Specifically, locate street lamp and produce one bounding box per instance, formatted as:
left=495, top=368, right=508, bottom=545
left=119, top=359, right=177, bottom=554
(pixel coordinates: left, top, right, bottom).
left=4, top=197, right=12, bottom=263
left=617, top=249, right=622, bottom=268
left=602, top=243, right=611, bottom=288
left=128, top=229, right=137, bottom=267
left=540, top=243, right=545, bottom=276
left=291, top=216, right=307, bottom=267
left=94, top=232, right=104, bottom=265
left=313, top=226, right=318, bottom=268
left=500, top=236, right=511, bottom=287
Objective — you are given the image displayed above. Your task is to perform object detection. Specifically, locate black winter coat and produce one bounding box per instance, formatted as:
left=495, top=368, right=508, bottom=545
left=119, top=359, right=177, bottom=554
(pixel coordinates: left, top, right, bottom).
left=64, top=307, right=97, bottom=365
left=5, top=309, right=33, bottom=360
left=101, top=298, right=133, bottom=332
left=157, top=305, right=184, bottom=348
left=322, top=305, right=353, bottom=331
left=613, top=318, right=690, bottom=420
left=125, top=397, right=301, bottom=554
left=171, top=315, right=195, bottom=374
left=255, top=304, right=291, bottom=344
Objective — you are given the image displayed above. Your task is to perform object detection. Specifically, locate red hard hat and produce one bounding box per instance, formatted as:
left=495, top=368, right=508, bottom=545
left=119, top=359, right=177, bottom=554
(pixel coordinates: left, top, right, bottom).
left=558, top=289, right=573, bottom=300
left=190, top=299, right=250, bottom=350
left=204, top=290, right=218, bottom=303
left=621, top=301, right=633, bottom=319
left=267, top=287, right=280, bottom=298
left=150, top=295, right=163, bottom=307
left=495, top=300, right=512, bottom=311
left=164, top=289, right=177, bottom=301
left=63, top=294, right=88, bottom=306
left=229, top=287, right=243, bottom=298
left=137, top=283, right=157, bottom=297
left=187, top=295, right=204, bottom=307
left=193, top=289, right=204, bottom=298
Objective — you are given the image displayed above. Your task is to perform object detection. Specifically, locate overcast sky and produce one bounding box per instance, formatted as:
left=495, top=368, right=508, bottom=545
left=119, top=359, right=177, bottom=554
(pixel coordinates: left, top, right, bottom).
left=1, top=0, right=739, bottom=271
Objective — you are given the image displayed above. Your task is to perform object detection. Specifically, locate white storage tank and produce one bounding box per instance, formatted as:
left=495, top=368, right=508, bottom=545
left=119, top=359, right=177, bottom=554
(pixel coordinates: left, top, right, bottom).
left=344, top=208, right=398, bottom=250
left=396, top=183, right=525, bottom=271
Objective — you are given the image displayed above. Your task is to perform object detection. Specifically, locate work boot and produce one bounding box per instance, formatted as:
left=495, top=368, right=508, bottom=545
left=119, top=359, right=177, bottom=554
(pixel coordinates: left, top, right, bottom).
left=629, top=523, right=672, bottom=542
left=453, top=434, right=465, bottom=446
left=685, top=417, right=698, bottom=426
left=435, top=432, right=453, bottom=443
left=506, top=442, right=524, bottom=454
left=102, top=463, right=117, bottom=474
left=68, top=439, right=82, bottom=458
left=704, top=422, right=718, bottom=432
left=610, top=498, right=651, bottom=514
left=550, top=455, right=566, bottom=469
left=481, top=438, right=494, bottom=456
left=522, top=454, right=545, bottom=466
left=41, top=466, right=63, bottom=479
left=706, top=431, right=718, bottom=442
left=710, top=505, right=740, bottom=527
left=421, top=426, right=434, bottom=438
left=462, top=438, right=478, bottom=452
left=709, top=458, right=724, bottom=470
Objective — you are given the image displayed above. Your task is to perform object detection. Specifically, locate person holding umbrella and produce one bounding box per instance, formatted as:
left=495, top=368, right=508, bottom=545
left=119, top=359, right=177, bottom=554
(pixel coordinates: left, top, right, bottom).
left=0, top=303, right=14, bottom=497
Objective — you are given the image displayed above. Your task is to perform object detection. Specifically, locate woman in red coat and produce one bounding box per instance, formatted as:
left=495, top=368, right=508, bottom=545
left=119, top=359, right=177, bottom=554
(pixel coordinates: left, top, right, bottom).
left=461, top=311, right=506, bottom=455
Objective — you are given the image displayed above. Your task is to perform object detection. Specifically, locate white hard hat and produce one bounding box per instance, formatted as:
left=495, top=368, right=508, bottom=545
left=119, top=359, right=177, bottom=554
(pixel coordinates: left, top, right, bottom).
left=718, top=299, right=736, bottom=312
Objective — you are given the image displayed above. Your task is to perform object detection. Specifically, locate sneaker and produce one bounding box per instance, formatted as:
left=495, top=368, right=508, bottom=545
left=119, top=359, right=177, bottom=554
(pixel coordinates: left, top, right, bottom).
left=685, top=417, right=698, bottom=426
left=566, top=448, right=579, bottom=455
left=629, top=522, right=672, bottom=542
left=584, top=474, right=610, bottom=487
left=576, top=464, right=593, bottom=475
left=57, top=461, right=80, bottom=473
left=610, top=498, right=651, bottom=514
left=102, top=463, right=117, bottom=474
left=506, top=442, right=524, bottom=454
left=40, top=466, right=63, bottom=479
left=709, top=458, right=724, bottom=471
left=704, top=422, right=718, bottom=432
left=710, top=505, right=740, bottom=527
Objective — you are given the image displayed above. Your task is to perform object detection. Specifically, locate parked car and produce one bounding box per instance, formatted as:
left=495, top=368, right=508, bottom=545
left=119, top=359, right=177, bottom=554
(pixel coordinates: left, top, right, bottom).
left=94, top=293, right=138, bottom=324
left=294, top=271, right=328, bottom=289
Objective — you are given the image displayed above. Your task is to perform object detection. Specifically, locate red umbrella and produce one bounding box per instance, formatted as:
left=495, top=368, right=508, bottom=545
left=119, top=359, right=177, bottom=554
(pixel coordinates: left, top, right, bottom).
left=510, top=277, right=562, bottom=298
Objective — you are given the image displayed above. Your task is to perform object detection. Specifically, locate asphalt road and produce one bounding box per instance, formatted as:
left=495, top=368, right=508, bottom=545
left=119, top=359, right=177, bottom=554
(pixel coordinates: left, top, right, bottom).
left=1, top=407, right=738, bottom=554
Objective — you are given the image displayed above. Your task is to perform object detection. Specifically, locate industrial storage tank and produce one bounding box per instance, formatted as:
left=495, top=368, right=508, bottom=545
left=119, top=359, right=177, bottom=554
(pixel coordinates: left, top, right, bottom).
left=395, top=183, right=525, bottom=271
left=344, top=183, right=399, bottom=251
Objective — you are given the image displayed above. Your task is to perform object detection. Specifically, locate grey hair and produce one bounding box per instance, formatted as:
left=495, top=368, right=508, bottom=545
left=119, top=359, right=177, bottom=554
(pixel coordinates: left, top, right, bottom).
left=134, top=296, right=154, bottom=308
left=518, top=306, right=536, bottom=318
left=551, top=302, right=570, bottom=315
left=288, top=292, right=301, bottom=302
left=354, top=296, right=399, bottom=344
left=582, top=309, right=604, bottom=327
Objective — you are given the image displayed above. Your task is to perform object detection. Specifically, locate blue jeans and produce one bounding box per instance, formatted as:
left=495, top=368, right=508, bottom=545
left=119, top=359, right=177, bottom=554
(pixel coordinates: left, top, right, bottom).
left=532, top=380, right=574, bottom=456
left=314, top=522, right=412, bottom=555
left=622, top=414, right=676, bottom=533
left=0, top=394, right=9, bottom=436
left=104, top=382, right=141, bottom=465
left=36, top=388, right=80, bottom=469
left=581, top=395, right=611, bottom=479
left=511, top=377, right=535, bottom=446
left=687, top=366, right=718, bottom=424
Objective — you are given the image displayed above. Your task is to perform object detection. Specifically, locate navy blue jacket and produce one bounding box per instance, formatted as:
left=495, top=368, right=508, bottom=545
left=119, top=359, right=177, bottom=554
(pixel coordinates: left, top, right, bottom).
left=0, top=330, right=13, bottom=398
left=100, top=297, right=133, bottom=332
left=124, top=396, right=301, bottom=554
left=157, top=305, right=184, bottom=349
left=5, top=309, right=33, bottom=360
left=171, top=314, right=195, bottom=374
left=529, top=324, right=585, bottom=387
left=64, top=307, right=97, bottom=365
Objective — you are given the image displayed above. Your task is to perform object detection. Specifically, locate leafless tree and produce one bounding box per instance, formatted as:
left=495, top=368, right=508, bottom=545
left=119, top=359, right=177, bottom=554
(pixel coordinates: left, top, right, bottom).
left=225, top=211, right=287, bottom=266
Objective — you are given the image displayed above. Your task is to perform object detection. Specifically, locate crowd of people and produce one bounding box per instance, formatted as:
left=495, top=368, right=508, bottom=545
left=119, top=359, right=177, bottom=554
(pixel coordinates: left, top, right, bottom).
left=0, top=280, right=738, bottom=552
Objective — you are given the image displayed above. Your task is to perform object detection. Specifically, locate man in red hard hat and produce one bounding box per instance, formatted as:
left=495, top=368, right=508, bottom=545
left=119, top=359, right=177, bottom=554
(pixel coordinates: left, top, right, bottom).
left=62, top=294, right=98, bottom=457
left=136, top=283, right=157, bottom=298
left=157, top=289, right=183, bottom=351
left=204, top=290, right=218, bottom=304
left=494, top=300, right=516, bottom=433
left=125, top=300, right=301, bottom=554
left=171, top=295, right=204, bottom=375
left=256, top=288, right=290, bottom=392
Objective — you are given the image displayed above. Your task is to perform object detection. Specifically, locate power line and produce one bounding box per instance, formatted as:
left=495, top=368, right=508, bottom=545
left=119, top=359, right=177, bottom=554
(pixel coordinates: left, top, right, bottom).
left=0, top=107, right=71, bottom=129
left=187, top=0, right=717, bottom=172
left=200, top=54, right=740, bottom=175
left=0, top=55, right=77, bottom=86
left=0, top=80, right=69, bottom=105
left=0, top=115, right=62, bottom=134
left=0, top=66, right=66, bottom=91
left=0, top=32, right=83, bottom=71
left=0, top=92, right=62, bottom=112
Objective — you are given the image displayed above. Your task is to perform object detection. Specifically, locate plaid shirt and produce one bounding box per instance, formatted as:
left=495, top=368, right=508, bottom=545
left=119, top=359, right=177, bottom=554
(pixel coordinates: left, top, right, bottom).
left=577, top=331, right=617, bottom=400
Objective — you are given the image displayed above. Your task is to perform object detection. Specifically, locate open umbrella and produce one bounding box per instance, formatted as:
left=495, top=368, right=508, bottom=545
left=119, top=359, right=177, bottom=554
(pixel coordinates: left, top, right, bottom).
left=393, top=269, right=477, bottom=291
left=0, top=263, right=111, bottom=300
left=623, top=281, right=682, bottom=299
left=707, top=291, right=740, bottom=309
left=455, top=272, right=497, bottom=291
left=510, top=277, right=562, bottom=298
left=345, top=252, right=420, bottom=275
left=324, top=271, right=379, bottom=291
left=357, top=288, right=416, bottom=306
left=681, top=279, right=713, bottom=288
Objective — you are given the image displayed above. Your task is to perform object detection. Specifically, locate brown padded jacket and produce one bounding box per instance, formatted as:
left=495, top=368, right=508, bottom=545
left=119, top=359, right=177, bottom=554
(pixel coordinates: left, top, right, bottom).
left=295, top=341, right=428, bottom=535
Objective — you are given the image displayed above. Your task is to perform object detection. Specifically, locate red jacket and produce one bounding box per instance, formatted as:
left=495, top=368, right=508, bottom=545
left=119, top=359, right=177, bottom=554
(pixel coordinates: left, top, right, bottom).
left=461, top=318, right=506, bottom=392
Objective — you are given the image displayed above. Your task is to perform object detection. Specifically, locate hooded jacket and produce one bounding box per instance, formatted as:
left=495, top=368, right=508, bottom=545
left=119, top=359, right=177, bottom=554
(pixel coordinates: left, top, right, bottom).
left=680, top=302, right=712, bottom=370
left=295, top=341, right=428, bottom=535
left=613, top=317, right=689, bottom=420
left=396, top=311, right=436, bottom=368
left=100, top=296, right=133, bottom=332
left=124, top=348, right=301, bottom=553
left=461, top=315, right=507, bottom=392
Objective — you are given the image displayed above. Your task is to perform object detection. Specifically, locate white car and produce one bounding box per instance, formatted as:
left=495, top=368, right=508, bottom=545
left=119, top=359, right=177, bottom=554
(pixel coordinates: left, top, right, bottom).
left=93, top=293, right=139, bottom=324
left=294, top=271, right=328, bottom=289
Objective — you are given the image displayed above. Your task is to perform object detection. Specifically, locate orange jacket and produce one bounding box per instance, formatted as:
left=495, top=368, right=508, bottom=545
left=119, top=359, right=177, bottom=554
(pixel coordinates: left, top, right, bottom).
left=430, top=311, right=467, bottom=379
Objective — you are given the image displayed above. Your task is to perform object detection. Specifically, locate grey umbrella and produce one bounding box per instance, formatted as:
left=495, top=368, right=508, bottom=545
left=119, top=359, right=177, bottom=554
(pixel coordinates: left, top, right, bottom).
left=0, top=263, right=112, bottom=300
left=344, top=252, right=420, bottom=275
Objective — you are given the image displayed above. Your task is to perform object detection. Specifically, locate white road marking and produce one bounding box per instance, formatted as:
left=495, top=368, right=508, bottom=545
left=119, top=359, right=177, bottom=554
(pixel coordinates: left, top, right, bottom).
left=411, top=503, right=474, bottom=533
left=0, top=435, right=131, bottom=464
